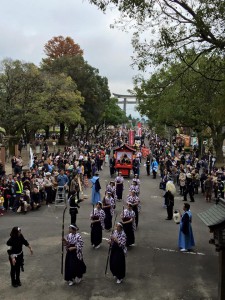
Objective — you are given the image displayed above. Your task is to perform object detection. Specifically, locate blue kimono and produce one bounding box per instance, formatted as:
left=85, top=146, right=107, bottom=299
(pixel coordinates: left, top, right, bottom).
left=90, top=176, right=101, bottom=205
left=178, top=210, right=195, bottom=250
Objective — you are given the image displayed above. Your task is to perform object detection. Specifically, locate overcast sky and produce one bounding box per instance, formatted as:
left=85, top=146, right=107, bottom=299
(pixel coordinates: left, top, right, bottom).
left=0, top=0, right=142, bottom=117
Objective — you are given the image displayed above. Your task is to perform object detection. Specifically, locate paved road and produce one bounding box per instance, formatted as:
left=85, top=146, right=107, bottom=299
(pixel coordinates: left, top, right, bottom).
left=0, top=161, right=218, bottom=300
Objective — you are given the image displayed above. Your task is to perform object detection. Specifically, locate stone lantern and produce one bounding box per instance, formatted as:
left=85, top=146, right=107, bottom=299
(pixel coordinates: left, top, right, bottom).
left=198, top=198, right=225, bottom=300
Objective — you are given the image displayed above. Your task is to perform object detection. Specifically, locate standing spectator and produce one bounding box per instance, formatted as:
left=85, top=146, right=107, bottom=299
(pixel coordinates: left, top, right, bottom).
left=146, top=154, right=151, bottom=176
left=204, top=175, right=214, bottom=202
left=43, top=172, right=53, bottom=205
left=179, top=169, right=186, bottom=196
left=151, top=158, right=158, bottom=179
left=183, top=173, right=195, bottom=202
left=164, top=189, right=174, bottom=220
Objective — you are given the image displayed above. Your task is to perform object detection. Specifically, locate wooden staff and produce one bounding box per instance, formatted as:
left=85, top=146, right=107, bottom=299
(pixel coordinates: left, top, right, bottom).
left=77, top=175, right=83, bottom=196
left=61, top=205, right=67, bottom=275
left=105, top=212, right=117, bottom=276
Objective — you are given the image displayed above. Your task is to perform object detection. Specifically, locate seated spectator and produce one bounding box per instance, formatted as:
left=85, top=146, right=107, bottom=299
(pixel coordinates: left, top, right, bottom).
left=30, top=187, right=41, bottom=210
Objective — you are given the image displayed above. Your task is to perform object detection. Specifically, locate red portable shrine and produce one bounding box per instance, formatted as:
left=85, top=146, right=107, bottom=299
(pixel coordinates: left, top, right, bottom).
left=113, top=144, right=136, bottom=177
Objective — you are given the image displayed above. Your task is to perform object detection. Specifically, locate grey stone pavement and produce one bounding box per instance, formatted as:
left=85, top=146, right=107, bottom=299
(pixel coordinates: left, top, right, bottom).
left=0, top=151, right=218, bottom=300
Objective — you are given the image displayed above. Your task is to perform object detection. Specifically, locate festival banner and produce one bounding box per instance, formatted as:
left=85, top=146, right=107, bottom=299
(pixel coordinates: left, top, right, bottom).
left=129, top=130, right=135, bottom=146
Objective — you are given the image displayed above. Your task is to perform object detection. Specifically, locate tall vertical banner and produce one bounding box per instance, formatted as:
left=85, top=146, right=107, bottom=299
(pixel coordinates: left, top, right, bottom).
left=29, top=146, right=34, bottom=168
left=137, top=122, right=142, bottom=137
left=129, top=130, right=135, bottom=146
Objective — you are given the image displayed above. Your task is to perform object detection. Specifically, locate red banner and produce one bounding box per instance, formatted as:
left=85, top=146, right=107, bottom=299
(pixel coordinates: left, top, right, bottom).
left=137, top=122, right=142, bottom=137
left=129, top=130, right=135, bottom=146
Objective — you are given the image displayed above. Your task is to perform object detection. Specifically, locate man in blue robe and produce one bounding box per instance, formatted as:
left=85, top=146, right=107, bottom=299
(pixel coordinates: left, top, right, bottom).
left=90, top=173, right=101, bottom=205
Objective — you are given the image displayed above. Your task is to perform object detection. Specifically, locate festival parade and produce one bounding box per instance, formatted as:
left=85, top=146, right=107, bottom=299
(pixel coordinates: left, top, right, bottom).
left=1, top=1, right=225, bottom=300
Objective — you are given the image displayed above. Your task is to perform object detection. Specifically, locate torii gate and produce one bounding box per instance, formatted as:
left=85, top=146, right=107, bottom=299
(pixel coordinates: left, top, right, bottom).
left=112, top=93, right=138, bottom=114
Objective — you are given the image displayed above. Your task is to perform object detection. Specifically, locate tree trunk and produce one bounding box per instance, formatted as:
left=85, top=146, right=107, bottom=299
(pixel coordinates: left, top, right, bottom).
left=8, top=136, right=19, bottom=156
left=213, top=130, right=225, bottom=166
left=45, top=126, right=50, bottom=139
left=68, top=124, right=77, bottom=142
left=58, top=123, right=65, bottom=145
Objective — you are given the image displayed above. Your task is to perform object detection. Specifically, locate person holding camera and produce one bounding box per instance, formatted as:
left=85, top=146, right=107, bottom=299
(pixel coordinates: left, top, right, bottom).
left=6, top=227, right=33, bottom=287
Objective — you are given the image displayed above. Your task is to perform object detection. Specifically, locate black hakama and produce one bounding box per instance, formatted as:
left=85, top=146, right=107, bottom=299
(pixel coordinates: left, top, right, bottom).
left=110, top=243, right=126, bottom=280
left=132, top=206, right=139, bottom=228
left=104, top=207, right=112, bottom=230
left=116, top=183, right=123, bottom=200
left=91, top=222, right=102, bottom=247
left=123, top=222, right=135, bottom=246
left=64, top=247, right=86, bottom=281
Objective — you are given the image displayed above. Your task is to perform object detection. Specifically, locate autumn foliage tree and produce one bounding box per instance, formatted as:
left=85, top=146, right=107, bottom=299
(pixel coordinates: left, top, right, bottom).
left=43, top=36, right=83, bottom=64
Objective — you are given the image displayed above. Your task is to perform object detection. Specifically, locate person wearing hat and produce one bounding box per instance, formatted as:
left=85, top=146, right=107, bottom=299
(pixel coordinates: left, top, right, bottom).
left=63, top=225, right=86, bottom=286
left=90, top=172, right=101, bottom=206
left=121, top=202, right=136, bottom=247
left=114, top=172, right=124, bottom=202
left=151, top=157, right=158, bottom=179
left=129, top=180, right=140, bottom=196
left=6, top=227, right=33, bottom=287
left=109, top=222, right=127, bottom=284
left=106, top=181, right=117, bottom=200
left=90, top=201, right=105, bottom=249
left=102, top=191, right=115, bottom=231
left=126, top=190, right=140, bottom=228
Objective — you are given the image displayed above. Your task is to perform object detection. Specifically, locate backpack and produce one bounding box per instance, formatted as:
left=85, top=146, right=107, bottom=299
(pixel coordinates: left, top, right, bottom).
left=95, top=178, right=101, bottom=192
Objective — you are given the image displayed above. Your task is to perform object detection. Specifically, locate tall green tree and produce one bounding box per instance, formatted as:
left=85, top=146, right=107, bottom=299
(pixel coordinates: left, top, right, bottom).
left=134, top=54, right=225, bottom=161
left=42, top=55, right=111, bottom=137
left=89, top=1, right=225, bottom=75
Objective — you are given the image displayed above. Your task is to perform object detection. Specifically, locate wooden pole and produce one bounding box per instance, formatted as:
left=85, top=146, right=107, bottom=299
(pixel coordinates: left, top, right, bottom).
left=218, top=249, right=225, bottom=300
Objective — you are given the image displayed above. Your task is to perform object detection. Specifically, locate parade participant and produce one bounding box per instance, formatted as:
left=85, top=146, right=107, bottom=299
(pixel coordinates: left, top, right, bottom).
left=63, top=224, right=86, bottom=286
left=6, top=227, right=33, bottom=287
left=115, top=172, right=124, bottom=201
left=132, top=173, right=141, bottom=187
left=68, top=190, right=81, bottom=225
left=90, top=172, right=101, bottom=205
left=178, top=203, right=195, bottom=252
left=126, top=190, right=140, bottom=228
left=109, top=222, right=127, bottom=284
left=133, top=157, right=140, bottom=177
left=121, top=202, right=136, bottom=247
left=90, top=201, right=105, bottom=249
left=129, top=180, right=140, bottom=196
left=106, top=181, right=117, bottom=201
left=102, top=191, right=115, bottom=231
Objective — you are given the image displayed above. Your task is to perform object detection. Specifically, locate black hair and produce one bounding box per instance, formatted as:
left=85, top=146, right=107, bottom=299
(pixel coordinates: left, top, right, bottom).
left=184, top=203, right=190, bottom=210
left=10, top=227, right=20, bottom=238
